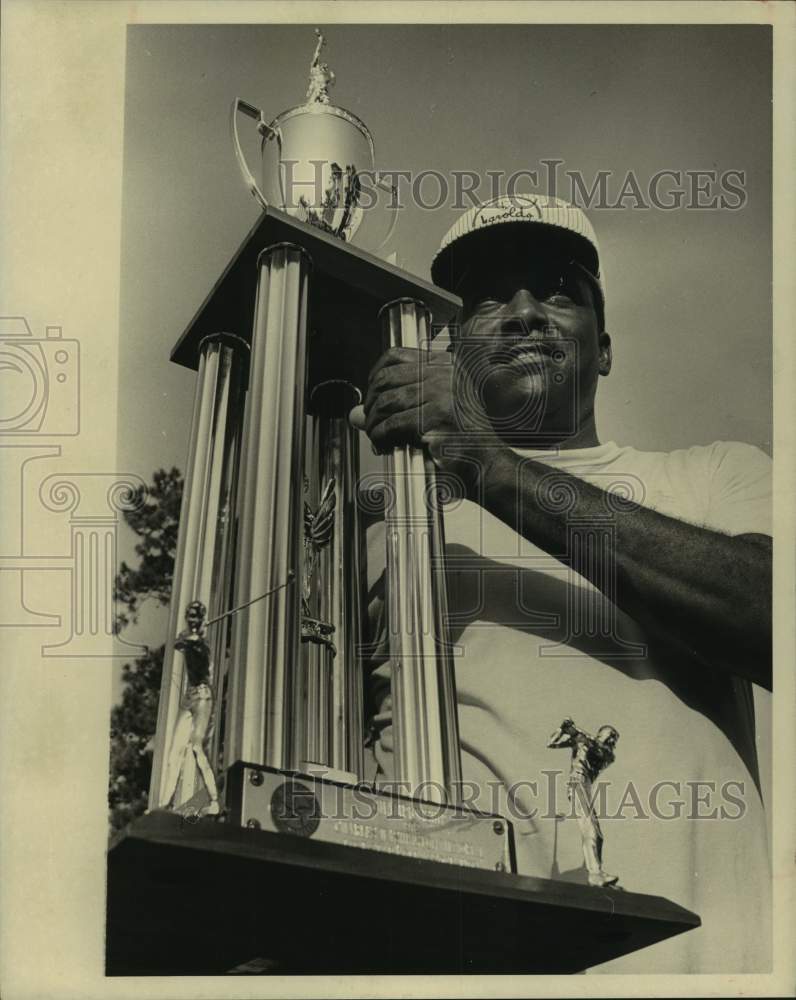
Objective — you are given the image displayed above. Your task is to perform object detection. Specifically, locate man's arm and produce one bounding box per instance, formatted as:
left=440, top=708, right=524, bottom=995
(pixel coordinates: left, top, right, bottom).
left=477, top=446, right=771, bottom=688
left=357, top=347, right=772, bottom=689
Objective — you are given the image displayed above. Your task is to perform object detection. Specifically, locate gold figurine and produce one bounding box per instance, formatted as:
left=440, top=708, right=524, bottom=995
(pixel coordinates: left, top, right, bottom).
left=547, top=718, right=620, bottom=888
left=162, top=601, right=220, bottom=816
left=306, top=28, right=335, bottom=105
left=301, top=477, right=337, bottom=651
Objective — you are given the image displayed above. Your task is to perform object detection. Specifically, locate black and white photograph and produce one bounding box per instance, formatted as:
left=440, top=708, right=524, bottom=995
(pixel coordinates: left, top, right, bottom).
left=1, top=2, right=794, bottom=997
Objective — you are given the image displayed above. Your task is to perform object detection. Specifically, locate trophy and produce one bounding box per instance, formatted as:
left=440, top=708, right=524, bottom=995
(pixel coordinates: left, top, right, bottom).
left=147, top=25, right=490, bottom=841
left=107, top=30, right=699, bottom=976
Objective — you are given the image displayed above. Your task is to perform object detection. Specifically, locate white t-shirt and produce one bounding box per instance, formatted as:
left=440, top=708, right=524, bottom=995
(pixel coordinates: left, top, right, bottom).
left=366, top=439, right=772, bottom=974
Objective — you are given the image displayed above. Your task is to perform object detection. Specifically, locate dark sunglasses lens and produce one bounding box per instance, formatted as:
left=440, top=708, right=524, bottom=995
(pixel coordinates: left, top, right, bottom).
left=463, top=261, right=581, bottom=308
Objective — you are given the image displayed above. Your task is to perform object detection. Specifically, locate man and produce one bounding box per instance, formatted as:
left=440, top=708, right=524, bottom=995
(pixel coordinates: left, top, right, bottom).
left=353, top=195, right=772, bottom=973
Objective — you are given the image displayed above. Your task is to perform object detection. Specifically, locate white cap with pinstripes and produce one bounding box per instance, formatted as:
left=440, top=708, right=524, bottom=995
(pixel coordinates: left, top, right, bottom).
left=430, top=194, right=604, bottom=306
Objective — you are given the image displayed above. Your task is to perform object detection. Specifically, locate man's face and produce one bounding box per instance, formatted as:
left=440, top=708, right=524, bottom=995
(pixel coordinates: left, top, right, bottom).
left=455, top=253, right=610, bottom=443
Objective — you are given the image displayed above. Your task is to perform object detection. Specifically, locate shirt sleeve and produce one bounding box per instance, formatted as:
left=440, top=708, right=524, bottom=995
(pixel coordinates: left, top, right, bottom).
left=704, top=441, right=772, bottom=538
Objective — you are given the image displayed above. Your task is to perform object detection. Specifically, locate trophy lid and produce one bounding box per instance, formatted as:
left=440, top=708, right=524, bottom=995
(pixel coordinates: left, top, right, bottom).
left=263, top=29, right=375, bottom=160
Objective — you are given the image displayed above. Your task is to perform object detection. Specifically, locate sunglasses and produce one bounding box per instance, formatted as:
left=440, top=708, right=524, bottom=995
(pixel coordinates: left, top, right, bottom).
left=459, top=257, right=600, bottom=307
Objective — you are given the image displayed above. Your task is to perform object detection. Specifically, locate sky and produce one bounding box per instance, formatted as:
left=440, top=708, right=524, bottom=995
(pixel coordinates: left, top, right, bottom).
left=115, top=22, right=773, bottom=680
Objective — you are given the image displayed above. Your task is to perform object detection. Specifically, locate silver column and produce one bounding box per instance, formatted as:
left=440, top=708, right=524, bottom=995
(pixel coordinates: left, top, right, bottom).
left=298, top=406, right=331, bottom=770
left=226, top=243, right=311, bottom=772
left=379, top=298, right=462, bottom=805
left=149, top=333, right=248, bottom=810
left=298, top=380, right=366, bottom=779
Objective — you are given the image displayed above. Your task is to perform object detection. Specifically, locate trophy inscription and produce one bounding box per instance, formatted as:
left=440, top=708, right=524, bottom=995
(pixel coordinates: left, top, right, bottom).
left=231, top=763, right=511, bottom=872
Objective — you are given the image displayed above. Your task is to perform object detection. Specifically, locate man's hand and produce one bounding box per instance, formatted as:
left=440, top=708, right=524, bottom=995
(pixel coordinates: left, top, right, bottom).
left=351, top=346, right=506, bottom=500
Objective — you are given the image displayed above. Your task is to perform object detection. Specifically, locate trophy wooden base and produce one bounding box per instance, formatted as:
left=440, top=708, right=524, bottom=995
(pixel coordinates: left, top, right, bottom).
left=106, top=810, right=699, bottom=975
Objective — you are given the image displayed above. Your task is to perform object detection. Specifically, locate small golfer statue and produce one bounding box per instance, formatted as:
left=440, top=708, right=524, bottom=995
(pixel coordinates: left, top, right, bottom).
left=547, top=717, right=620, bottom=888
left=306, top=28, right=335, bottom=105
left=162, top=600, right=220, bottom=816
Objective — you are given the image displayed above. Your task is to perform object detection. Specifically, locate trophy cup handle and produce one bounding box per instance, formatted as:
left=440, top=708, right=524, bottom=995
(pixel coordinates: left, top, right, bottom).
left=231, top=98, right=279, bottom=210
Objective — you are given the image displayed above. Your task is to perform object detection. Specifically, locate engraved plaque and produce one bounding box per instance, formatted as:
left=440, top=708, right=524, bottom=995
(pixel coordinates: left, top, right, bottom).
left=232, top=764, right=513, bottom=873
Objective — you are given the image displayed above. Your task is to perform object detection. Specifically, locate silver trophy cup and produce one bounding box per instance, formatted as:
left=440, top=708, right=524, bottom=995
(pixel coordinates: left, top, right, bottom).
left=231, top=29, right=396, bottom=246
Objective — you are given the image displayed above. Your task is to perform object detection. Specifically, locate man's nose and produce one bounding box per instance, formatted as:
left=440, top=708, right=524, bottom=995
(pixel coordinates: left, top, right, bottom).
left=502, top=288, right=549, bottom=336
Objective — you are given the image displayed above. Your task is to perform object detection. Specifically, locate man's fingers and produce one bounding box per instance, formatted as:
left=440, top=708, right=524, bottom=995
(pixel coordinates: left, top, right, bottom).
left=349, top=404, right=366, bottom=430
left=368, top=409, right=423, bottom=453
left=363, top=362, right=421, bottom=414
left=366, top=346, right=423, bottom=384
left=350, top=390, right=424, bottom=451
left=364, top=384, right=422, bottom=437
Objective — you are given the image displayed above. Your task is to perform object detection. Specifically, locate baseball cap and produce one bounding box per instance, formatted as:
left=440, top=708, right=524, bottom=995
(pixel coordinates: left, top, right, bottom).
left=430, top=194, right=604, bottom=314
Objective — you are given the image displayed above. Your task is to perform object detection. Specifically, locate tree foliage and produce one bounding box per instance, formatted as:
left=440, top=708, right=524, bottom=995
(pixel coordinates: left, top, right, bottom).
left=109, top=645, right=165, bottom=832
left=114, top=466, right=183, bottom=630
left=109, top=467, right=182, bottom=834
